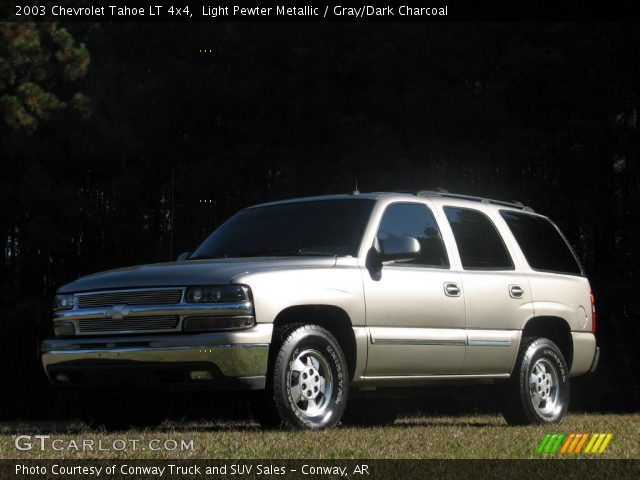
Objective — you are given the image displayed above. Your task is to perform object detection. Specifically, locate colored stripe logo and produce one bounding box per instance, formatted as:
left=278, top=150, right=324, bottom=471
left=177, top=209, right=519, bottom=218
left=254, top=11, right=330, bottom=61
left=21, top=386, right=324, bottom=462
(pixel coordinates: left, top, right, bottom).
left=537, top=433, right=613, bottom=454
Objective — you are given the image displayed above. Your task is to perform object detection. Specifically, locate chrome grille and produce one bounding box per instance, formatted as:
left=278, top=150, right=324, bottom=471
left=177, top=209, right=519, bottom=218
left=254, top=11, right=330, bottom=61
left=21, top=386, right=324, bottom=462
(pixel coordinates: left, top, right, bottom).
left=77, top=289, right=183, bottom=309
left=77, top=315, right=179, bottom=334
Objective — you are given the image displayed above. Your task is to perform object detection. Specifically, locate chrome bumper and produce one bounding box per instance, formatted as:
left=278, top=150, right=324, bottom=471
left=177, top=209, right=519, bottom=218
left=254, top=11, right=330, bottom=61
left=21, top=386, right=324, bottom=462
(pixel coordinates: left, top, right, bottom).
left=41, top=323, right=272, bottom=390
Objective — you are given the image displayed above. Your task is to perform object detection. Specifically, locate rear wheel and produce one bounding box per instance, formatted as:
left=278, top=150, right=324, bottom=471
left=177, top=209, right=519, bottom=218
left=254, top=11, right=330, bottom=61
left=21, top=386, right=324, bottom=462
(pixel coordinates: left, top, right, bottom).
left=253, top=324, right=349, bottom=430
left=502, top=337, right=569, bottom=425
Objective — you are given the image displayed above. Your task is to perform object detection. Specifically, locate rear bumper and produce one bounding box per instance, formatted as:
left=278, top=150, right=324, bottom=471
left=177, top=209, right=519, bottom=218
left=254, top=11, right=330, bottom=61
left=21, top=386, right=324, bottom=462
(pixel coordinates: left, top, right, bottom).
left=589, top=346, right=600, bottom=374
left=570, top=331, right=597, bottom=377
left=41, top=324, right=272, bottom=391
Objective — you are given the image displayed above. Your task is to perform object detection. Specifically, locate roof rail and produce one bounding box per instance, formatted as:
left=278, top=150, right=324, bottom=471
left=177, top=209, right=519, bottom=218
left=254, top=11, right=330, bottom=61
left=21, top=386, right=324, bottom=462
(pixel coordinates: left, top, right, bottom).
left=415, top=190, right=535, bottom=213
left=417, top=188, right=449, bottom=194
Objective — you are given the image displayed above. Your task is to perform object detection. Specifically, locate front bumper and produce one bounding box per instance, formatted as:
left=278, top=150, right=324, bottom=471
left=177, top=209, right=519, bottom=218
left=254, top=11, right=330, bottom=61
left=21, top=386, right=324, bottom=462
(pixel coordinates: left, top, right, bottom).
left=41, top=323, right=272, bottom=391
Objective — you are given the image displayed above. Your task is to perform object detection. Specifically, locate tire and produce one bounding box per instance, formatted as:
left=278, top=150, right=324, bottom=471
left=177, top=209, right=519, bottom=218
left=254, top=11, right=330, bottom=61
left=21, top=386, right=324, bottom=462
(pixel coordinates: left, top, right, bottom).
left=341, top=398, right=397, bottom=427
left=502, top=337, right=570, bottom=425
left=256, top=324, right=349, bottom=430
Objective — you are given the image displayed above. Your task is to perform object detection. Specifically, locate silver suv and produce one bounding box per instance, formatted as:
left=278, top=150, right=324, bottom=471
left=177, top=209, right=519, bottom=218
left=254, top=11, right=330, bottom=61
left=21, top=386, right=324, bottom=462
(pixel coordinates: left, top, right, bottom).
left=41, top=191, right=599, bottom=429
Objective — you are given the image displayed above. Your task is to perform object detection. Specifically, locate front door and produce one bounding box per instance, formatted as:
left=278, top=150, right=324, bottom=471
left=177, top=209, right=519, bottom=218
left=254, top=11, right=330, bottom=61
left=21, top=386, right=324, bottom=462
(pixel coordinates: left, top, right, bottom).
left=363, top=202, right=467, bottom=376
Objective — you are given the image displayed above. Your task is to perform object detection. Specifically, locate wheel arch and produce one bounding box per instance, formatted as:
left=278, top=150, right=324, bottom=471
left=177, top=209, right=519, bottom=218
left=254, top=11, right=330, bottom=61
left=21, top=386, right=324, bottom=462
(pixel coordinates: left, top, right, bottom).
left=270, top=305, right=357, bottom=381
left=520, top=315, right=573, bottom=369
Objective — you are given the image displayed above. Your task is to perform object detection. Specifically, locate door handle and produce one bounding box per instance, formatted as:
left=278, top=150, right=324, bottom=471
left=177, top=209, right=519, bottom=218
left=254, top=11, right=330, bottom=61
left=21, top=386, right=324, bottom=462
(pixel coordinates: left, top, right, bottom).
left=509, top=284, right=524, bottom=299
left=444, top=282, right=461, bottom=297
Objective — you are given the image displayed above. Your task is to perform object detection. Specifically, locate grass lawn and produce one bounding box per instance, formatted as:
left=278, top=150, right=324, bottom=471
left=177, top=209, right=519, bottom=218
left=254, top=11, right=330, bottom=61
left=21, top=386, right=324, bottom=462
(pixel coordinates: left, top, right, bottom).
left=1, top=413, right=637, bottom=459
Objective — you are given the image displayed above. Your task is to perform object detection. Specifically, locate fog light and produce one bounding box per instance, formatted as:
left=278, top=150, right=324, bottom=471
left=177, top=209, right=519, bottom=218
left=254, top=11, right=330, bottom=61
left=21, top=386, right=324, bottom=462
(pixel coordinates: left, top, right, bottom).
left=54, top=322, right=75, bottom=337
left=190, top=370, right=214, bottom=381
left=55, top=373, right=71, bottom=383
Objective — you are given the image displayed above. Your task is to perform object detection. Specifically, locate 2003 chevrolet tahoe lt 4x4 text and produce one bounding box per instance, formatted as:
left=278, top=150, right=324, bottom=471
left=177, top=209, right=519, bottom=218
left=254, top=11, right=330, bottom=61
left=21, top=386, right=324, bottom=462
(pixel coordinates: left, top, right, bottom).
left=41, top=191, right=599, bottom=429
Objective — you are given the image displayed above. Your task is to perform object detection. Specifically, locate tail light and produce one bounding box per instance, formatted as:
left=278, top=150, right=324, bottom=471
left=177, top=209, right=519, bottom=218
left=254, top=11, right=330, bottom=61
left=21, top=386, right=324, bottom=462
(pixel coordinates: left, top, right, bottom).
left=590, top=292, right=596, bottom=333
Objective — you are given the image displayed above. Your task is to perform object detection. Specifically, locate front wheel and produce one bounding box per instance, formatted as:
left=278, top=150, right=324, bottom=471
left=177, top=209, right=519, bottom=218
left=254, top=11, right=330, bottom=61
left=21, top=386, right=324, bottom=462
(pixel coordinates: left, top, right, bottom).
left=502, top=337, right=570, bottom=425
left=260, top=324, right=349, bottom=430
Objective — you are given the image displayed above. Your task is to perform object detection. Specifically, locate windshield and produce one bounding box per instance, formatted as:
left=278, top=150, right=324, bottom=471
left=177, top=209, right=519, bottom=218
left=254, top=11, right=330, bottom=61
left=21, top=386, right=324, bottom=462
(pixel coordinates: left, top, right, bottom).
left=191, top=199, right=375, bottom=259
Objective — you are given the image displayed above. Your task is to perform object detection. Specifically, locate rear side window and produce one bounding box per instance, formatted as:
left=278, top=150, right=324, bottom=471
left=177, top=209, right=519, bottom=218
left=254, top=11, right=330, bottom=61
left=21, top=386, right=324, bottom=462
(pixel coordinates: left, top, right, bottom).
left=444, top=207, right=514, bottom=270
left=500, top=211, right=583, bottom=275
left=377, top=203, right=449, bottom=268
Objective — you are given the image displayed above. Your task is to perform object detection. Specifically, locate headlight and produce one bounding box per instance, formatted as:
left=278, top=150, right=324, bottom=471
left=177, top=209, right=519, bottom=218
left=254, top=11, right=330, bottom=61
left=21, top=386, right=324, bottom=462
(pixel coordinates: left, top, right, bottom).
left=54, top=294, right=75, bottom=310
left=183, top=315, right=255, bottom=332
left=185, top=285, right=249, bottom=303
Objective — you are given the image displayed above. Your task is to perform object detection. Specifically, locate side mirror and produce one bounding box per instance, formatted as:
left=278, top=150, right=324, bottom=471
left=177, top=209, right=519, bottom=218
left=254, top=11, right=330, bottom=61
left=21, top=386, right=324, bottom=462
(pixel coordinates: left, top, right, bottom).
left=177, top=252, right=192, bottom=261
left=379, top=236, right=421, bottom=263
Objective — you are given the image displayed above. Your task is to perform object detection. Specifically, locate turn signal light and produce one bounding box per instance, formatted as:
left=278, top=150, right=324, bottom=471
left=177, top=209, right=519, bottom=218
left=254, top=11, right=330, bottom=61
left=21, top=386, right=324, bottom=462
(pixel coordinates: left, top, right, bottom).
left=183, top=315, right=255, bottom=332
left=54, top=322, right=76, bottom=337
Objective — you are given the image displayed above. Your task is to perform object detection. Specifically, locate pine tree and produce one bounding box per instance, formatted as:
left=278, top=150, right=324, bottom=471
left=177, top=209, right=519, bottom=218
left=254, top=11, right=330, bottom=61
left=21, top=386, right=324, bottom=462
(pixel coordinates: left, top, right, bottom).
left=0, top=22, right=90, bottom=134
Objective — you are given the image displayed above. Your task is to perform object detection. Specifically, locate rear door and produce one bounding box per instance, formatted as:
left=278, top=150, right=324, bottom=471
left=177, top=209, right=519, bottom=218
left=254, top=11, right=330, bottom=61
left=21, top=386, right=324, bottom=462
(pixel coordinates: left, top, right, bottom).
left=441, top=205, right=532, bottom=374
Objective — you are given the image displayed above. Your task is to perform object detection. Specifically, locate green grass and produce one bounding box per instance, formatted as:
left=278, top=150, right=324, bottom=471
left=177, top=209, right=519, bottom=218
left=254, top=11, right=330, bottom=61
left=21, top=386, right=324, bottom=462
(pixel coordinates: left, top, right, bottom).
left=1, top=414, right=637, bottom=459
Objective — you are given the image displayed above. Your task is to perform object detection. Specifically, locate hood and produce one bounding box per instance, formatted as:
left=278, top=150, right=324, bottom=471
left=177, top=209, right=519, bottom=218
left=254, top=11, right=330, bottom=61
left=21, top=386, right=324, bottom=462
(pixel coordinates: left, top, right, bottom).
left=58, top=257, right=337, bottom=293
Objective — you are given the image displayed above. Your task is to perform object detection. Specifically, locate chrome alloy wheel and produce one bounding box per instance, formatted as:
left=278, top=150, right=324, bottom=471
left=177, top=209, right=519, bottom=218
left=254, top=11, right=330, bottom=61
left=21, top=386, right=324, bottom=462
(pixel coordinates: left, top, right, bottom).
left=529, top=358, right=561, bottom=417
left=288, top=349, right=333, bottom=417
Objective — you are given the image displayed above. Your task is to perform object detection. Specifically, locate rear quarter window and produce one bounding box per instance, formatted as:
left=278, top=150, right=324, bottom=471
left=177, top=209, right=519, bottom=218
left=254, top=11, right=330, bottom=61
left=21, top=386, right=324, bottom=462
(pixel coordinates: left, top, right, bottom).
left=500, top=210, right=583, bottom=275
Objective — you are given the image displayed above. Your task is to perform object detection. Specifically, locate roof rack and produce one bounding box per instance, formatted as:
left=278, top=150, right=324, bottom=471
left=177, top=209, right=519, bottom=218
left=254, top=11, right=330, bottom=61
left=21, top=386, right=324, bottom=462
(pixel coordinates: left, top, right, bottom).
left=415, top=190, right=535, bottom=213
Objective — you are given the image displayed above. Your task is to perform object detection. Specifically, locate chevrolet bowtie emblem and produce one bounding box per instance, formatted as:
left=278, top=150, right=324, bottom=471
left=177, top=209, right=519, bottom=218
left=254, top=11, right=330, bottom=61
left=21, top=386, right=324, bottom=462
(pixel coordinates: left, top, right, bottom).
left=107, top=304, right=131, bottom=320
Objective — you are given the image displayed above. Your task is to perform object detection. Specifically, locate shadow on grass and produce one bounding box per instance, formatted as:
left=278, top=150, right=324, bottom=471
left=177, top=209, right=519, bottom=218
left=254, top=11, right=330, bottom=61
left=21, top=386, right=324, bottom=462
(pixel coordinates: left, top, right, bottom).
left=0, top=415, right=505, bottom=434
left=0, top=392, right=507, bottom=433
left=0, top=420, right=261, bottom=435
left=392, top=419, right=502, bottom=428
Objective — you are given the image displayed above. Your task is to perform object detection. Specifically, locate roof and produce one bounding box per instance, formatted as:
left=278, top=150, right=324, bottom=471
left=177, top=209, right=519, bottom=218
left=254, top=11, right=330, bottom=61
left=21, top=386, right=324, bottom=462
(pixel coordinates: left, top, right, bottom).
left=249, top=191, right=534, bottom=213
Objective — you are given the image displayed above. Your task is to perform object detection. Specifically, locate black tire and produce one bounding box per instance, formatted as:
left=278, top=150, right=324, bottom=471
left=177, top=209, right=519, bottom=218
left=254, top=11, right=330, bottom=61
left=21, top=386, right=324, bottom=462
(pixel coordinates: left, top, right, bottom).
left=341, top=398, right=397, bottom=427
left=256, top=324, right=349, bottom=430
left=502, top=337, right=570, bottom=425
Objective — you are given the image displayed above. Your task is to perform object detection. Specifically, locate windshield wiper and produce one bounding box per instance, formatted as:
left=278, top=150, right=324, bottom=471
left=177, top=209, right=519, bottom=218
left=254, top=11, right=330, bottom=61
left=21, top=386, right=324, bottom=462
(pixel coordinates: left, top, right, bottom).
left=190, top=250, right=338, bottom=259
left=234, top=249, right=337, bottom=258
left=293, top=250, right=338, bottom=257
left=188, top=254, right=227, bottom=260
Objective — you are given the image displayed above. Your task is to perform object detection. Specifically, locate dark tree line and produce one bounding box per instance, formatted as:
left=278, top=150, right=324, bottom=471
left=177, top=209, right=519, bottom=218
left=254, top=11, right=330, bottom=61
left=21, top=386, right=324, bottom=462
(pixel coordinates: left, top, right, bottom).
left=0, top=22, right=638, bottom=417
